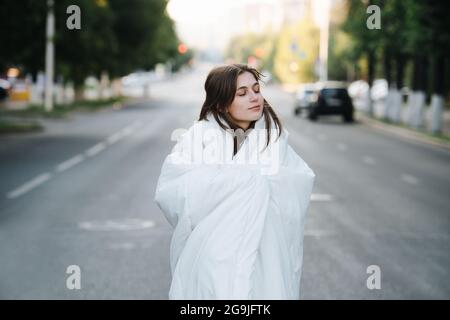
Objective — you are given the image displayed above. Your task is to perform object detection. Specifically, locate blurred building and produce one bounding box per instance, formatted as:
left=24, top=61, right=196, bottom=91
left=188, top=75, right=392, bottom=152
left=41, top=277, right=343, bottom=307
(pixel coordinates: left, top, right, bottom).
left=281, top=0, right=310, bottom=25
left=169, top=0, right=319, bottom=52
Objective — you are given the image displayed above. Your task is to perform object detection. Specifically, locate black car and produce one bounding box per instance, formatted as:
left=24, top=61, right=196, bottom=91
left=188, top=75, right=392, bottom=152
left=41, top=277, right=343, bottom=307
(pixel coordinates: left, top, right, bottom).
left=307, top=83, right=354, bottom=122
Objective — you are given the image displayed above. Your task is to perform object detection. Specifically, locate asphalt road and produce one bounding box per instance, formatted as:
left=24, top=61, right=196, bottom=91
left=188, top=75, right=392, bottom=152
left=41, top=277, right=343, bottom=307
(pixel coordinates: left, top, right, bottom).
left=1, top=64, right=449, bottom=299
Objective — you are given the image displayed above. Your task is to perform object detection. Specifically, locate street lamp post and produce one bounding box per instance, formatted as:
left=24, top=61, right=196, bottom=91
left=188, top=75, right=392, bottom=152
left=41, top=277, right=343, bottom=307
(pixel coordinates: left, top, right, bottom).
left=313, top=0, right=331, bottom=82
left=319, top=12, right=329, bottom=82
left=45, top=0, right=55, bottom=112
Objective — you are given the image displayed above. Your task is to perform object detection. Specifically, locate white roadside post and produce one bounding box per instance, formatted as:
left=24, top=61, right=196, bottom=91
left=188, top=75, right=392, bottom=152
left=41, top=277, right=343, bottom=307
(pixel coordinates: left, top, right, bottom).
left=44, top=0, right=55, bottom=112
left=391, top=88, right=402, bottom=123
left=412, top=91, right=425, bottom=128
left=430, top=94, right=444, bottom=134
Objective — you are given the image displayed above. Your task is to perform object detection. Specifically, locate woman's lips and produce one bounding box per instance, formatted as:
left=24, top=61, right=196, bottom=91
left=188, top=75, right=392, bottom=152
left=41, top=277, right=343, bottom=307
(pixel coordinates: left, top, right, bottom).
left=248, top=105, right=261, bottom=111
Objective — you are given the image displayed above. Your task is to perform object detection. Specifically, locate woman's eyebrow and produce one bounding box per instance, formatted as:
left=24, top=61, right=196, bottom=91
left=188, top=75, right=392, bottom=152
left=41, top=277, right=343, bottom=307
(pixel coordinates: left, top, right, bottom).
left=237, top=82, right=259, bottom=90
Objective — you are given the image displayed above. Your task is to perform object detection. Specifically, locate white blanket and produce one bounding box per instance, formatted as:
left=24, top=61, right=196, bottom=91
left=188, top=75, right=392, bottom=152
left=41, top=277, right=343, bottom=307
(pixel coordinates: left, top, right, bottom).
left=155, top=113, right=315, bottom=299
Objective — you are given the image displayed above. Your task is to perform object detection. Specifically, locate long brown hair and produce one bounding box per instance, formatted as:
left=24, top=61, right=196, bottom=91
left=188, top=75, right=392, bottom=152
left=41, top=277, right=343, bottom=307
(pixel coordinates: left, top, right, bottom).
left=198, top=64, right=282, bottom=150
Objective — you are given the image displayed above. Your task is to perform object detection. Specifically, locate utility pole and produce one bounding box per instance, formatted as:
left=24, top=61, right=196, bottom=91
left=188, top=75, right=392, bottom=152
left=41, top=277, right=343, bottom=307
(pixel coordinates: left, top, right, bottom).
left=45, top=0, right=55, bottom=112
left=319, top=17, right=329, bottom=82
left=314, top=0, right=331, bottom=82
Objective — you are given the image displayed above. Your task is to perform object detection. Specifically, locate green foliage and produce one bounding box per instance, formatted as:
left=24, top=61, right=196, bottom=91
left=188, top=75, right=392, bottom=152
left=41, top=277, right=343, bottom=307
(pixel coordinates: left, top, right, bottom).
left=0, top=1, right=47, bottom=75
left=328, top=29, right=353, bottom=81
left=225, top=31, right=277, bottom=73
left=341, top=0, right=449, bottom=96
left=274, top=15, right=319, bottom=84
left=0, top=0, right=183, bottom=87
left=0, top=96, right=125, bottom=118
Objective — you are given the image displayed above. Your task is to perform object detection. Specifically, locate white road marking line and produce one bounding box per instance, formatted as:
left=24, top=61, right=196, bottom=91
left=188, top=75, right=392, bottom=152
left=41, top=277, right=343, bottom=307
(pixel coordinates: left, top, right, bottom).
left=88, top=120, right=143, bottom=156
left=337, top=143, right=348, bottom=151
left=120, top=120, right=142, bottom=137
left=109, top=242, right=136, bottom=250
left=107, top=121, right=143, bottom=144
left=56, top=154, right=85, bottom=172
left=401, top=174, right=419, bottom=185
left=6, top=173, right=52, bottom=199
left=363, top=155, right=376, bottom=165
left=120, top=126, right=135, bottom=137
left=85, top=142, right=106, bottom=157
left=131, top=120, right=143, bottom=129
left=6, top=120, right=146, bottom=200
left=305, top=229, right=336, bottom=237
left=78, top=219, right=155, bottom=231
left=107, top=131, right=124, bottom=145
left=311, top=193, right=334, bottom=201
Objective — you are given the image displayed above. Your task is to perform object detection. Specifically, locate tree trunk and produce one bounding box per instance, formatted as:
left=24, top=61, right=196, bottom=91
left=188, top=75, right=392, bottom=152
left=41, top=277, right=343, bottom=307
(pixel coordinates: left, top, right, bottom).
left=390, top=54, right=406, bottom=123
left=383, top=49, right=392, bottom=119
left=433, top=54, right=445, bottom=96
left=74, top=87, right=84, bottom=101
left=409, top=55, right=428, bottom=128
left=395, top=54, right=405, bottom=90
left=431, top=54, right=445, bottom=133
left=367, top=50, right=375, bottom=116
left=384, top=49, right=392, bottom=86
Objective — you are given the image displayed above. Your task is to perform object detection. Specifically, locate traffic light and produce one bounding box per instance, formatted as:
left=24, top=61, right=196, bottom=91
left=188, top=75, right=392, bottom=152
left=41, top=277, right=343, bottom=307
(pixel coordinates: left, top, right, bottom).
left=178, top=43, right=187, bottom=54
left=254, top=47, right=264, bottom=58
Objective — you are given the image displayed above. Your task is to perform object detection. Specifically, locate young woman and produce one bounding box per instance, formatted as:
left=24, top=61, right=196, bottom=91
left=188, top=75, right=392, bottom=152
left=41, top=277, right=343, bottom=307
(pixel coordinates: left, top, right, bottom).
left=155, top=64, right=315, bottom=299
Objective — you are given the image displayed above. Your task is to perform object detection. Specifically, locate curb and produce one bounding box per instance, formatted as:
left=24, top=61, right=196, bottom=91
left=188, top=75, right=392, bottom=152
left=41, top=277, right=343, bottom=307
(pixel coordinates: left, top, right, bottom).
left=356, top=111, right=450, bottom=152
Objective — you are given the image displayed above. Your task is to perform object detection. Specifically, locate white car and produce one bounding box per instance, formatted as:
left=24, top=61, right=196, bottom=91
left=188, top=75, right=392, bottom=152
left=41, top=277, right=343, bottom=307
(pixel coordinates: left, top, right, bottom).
left=294, top=83, right=319, bottom=115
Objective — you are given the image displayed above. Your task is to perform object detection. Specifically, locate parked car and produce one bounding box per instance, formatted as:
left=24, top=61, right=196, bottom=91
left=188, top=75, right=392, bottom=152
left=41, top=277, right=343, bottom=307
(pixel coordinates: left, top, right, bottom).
left=9, top=80, right=30, bottom=102
left=0, top=78, right=11, bottom=101
left=294, top=83, right=318, bottom=115
left=307, top=82, right=354, bottom=122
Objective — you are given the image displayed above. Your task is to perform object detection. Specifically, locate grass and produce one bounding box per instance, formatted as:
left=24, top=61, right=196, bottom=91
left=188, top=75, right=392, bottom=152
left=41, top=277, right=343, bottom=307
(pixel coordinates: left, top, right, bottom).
left=0, top=96, right=126, bottom=134
left=0, top=96, right=126, bottom=119
left=0, top=119, right=43, bottom=134
left=378, top=118, right=450, bottom=142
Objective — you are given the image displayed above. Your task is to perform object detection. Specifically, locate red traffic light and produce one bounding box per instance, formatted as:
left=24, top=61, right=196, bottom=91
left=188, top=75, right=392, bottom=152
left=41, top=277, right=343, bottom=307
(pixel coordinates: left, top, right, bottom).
left=178, top=43, right=187, bottom=54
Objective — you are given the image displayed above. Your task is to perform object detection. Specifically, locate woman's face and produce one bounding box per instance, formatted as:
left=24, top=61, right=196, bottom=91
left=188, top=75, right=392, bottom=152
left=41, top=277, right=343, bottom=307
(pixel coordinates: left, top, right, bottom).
left=227, top=71, right=264, bottom=130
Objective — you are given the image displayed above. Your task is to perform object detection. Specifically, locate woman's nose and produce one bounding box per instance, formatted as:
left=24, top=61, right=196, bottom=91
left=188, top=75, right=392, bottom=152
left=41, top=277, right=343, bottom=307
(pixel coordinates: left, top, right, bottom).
left=249, top=91, right=258, bottom=101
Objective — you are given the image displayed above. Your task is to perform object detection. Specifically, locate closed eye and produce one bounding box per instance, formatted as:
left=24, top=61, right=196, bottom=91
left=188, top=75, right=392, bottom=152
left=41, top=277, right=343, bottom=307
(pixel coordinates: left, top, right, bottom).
left=237, top=86, right=260, bottom=96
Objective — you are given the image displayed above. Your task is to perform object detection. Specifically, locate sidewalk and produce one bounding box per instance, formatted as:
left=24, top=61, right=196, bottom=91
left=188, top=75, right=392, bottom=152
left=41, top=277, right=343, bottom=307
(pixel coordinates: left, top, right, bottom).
left=356, top=110, right=450, bottom=152
left=370, top=100, right=450, bottom=137
left=0, top=96, right=144, bottom=135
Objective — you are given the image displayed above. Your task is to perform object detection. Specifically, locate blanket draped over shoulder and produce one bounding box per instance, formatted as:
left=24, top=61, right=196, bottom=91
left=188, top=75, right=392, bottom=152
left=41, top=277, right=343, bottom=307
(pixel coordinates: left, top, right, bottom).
left=155, top=113, right=315, bottom=299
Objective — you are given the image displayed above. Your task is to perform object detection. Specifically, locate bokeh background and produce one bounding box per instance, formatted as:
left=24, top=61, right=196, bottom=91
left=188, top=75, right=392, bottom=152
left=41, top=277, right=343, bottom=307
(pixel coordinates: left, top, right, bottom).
left=0, top=0, right=449, bottom=299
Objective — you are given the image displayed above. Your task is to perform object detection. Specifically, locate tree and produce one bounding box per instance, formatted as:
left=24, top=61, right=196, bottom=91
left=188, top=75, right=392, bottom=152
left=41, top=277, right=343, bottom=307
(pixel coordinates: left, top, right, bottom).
left=423, top=0, right=450, bottom=133
left=54, top=0, right=118, bottom=86
left=0, top=1, right=47, bottom=77
left=225, top=31, right=277, bottom=74
left=342, top=0, right=384, bottom=116
left=0, top=0, right=183, bottom=91
left=273, top=14, right=320, bottom=84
